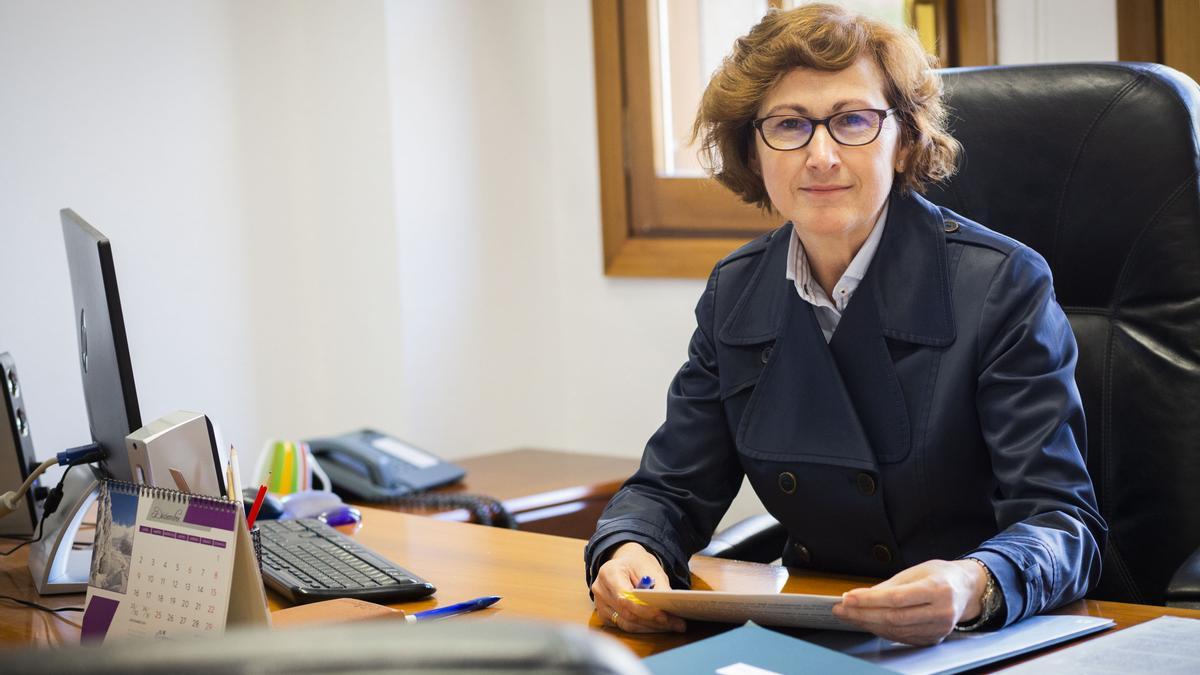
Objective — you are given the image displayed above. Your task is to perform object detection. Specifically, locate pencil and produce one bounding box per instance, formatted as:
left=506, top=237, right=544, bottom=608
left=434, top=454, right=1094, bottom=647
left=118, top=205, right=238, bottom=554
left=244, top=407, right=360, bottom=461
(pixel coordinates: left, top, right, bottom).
left=228, top=444, right=244, bottom=501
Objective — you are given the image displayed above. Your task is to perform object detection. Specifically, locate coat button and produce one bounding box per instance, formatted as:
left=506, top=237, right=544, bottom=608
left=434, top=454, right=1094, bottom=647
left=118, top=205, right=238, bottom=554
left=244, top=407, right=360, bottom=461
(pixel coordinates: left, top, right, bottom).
left=872, top=544, right=893, bottom=564
left=943, top=220, right=961, bottom=233
left=856, top=472, right=876, bottom=496
left=792, top=542, right=811, bottom=565
left=760, top=345, right=773, bottom=364
left=778, top=471, right=797, bottom=494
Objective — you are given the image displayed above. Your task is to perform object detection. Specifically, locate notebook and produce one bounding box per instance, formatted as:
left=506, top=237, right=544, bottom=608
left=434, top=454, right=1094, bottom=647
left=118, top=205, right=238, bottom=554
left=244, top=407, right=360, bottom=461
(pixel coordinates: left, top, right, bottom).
left=81, top=479, right=270, bottom=642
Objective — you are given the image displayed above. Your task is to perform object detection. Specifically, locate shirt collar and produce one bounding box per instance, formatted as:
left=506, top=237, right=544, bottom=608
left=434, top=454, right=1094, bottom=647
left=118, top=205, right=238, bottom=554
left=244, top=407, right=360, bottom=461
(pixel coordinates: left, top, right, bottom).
left=786, top=203, right=889, bottom=310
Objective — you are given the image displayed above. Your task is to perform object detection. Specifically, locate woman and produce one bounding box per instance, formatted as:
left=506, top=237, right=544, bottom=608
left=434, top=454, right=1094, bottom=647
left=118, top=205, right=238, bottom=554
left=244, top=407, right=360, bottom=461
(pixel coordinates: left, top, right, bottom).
left=586, top=3, right=1105, bottom=646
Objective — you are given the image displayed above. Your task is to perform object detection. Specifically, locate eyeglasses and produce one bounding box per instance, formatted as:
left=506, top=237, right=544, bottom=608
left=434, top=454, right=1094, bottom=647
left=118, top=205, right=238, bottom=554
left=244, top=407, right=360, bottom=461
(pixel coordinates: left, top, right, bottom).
left=751, top=108, right=897, bottom=151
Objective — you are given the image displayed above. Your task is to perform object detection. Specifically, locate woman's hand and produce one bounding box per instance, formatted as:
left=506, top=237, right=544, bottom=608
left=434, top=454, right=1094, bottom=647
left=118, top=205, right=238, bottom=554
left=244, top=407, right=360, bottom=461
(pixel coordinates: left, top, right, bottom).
left=590, top=542, right=687, bottom=633
left=831, top=559, right=987, bottom=645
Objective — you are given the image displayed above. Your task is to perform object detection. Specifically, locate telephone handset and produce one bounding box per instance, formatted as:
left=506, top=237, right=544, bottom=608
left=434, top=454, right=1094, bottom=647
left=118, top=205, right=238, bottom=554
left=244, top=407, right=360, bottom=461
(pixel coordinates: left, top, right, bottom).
left=306, top=429, right=466, bottom=501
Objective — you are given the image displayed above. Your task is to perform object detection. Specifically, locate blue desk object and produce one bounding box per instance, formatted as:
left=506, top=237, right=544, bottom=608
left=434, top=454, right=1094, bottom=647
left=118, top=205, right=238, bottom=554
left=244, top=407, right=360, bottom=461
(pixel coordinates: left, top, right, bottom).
left=405, top=595, right=501, bottom=623
left=643, top=622, right=889, bottom=674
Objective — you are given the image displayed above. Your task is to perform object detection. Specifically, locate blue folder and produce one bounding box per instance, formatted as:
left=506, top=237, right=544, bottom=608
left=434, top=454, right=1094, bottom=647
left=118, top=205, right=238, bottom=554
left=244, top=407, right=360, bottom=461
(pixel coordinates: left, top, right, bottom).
left=643, top=622, right=890, bottom=674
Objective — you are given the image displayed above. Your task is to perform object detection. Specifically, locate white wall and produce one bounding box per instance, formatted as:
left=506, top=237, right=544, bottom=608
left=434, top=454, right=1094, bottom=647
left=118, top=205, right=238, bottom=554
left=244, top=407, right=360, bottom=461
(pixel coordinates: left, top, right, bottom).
left=0, top=0, right=704, bottom=501
left=0, top=0, right=260, bottom=484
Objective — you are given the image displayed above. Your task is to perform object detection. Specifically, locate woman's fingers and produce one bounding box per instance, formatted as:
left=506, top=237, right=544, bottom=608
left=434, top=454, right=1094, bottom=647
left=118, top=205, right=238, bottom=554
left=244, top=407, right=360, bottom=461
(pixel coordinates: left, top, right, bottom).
left=836, top=600, right=951, bottom=627
left=590, top=550, right=686, bottom=633
left=833, top=560, right=978, bottom=645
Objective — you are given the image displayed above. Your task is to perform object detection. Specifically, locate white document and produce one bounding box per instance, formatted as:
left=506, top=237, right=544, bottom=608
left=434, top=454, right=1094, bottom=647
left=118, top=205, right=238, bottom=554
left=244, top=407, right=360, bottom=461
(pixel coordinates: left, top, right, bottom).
left=628, top=589, right=856, bottom=630
left=808, top=614, right=1113, bottom=675
left=997, top=615, right=1200, bottom=675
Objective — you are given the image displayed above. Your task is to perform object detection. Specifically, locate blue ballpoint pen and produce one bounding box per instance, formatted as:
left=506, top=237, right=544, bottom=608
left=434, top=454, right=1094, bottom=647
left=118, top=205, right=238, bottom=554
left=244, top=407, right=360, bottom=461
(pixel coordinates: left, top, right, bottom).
left=637, top=576, right=655, bottom=589
left=404, top=595, right=501, bottom=623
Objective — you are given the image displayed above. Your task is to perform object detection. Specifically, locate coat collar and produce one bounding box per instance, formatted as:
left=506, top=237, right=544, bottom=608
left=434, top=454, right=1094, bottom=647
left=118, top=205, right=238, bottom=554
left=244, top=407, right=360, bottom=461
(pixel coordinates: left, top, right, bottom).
left=718, top=190, right=957, bottom=347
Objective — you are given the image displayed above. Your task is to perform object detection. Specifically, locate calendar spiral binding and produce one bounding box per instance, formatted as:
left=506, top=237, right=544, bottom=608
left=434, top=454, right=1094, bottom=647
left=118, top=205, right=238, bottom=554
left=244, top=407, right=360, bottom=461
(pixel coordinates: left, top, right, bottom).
left=102, top=478, right=238, bottom=513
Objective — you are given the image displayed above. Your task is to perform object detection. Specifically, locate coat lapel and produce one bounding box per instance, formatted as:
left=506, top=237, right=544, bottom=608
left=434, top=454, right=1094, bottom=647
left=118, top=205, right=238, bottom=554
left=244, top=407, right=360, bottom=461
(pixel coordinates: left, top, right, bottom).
left=735, top=288, right=881, bottom=469
left=724, top=190, right=957, bottom=467
left=828, top=267, right=911, bottom=462
left=870, top=191, right=957, bottom=347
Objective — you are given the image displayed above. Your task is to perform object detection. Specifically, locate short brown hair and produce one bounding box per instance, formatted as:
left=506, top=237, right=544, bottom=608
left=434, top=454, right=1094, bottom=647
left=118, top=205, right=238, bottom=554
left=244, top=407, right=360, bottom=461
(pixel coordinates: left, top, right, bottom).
left=692, top=3, right=961, bottom=209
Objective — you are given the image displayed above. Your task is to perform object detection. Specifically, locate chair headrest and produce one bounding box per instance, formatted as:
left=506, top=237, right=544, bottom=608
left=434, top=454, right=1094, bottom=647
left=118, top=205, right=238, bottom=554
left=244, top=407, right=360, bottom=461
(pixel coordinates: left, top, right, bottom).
left=924, top=62, right=1200, bottom=310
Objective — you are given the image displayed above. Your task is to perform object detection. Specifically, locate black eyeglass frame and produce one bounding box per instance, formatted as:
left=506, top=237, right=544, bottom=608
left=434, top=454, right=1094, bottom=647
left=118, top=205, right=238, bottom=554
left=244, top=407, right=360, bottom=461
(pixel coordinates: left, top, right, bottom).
left=751, top=107, right=898, bottom=150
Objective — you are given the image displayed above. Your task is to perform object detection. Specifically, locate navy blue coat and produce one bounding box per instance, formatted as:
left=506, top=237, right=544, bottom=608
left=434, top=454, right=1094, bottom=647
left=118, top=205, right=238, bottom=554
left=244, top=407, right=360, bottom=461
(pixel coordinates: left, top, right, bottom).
left=586, top=190, right=1106, bottom=628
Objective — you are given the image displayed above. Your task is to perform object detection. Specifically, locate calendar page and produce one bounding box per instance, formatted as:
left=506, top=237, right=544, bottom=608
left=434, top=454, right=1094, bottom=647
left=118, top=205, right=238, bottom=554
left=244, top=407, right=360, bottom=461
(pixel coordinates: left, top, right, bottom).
left=82, top=480, right=239, bottom=643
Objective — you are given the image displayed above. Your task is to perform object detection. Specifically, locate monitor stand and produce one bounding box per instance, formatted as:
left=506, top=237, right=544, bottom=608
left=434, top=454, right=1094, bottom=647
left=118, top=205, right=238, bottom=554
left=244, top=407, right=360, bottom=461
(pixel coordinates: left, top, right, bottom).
left=27, top=466, right=100, bottom=595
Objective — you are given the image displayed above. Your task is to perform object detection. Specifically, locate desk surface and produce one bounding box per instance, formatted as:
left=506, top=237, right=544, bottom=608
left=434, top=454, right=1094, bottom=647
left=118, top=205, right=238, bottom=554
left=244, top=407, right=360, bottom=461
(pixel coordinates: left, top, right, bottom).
left=4, top=506, right=1200, bottom=665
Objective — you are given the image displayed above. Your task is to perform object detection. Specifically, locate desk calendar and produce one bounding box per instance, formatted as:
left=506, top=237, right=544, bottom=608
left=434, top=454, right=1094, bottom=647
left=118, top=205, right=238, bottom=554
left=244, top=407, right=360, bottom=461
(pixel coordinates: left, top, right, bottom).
left=81, top=480, right=270, bottom=642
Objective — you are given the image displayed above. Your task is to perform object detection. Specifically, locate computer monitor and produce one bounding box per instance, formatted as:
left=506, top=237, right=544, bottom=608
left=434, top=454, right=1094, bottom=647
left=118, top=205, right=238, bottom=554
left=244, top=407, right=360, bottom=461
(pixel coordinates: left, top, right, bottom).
left=60, top=209, right=142, bottom=483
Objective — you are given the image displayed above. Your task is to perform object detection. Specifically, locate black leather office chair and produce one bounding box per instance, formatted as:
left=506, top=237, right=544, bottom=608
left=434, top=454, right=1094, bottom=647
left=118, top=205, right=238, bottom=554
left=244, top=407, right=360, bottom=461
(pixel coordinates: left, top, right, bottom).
left=702, top=62, right=1200, bottom=609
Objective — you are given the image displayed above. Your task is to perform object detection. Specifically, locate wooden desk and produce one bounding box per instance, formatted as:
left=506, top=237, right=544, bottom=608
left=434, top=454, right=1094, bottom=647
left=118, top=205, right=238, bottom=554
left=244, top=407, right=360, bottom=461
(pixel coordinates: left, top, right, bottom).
left=4, top=506, right=1200, bottom=666
left=365, top=448, right=640, bottom=538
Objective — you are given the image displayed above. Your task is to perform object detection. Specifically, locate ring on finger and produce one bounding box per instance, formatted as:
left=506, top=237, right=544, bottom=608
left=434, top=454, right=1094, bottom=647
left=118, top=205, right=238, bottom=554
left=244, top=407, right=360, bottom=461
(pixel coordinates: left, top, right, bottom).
left=610, top=609, right=620, bottom=625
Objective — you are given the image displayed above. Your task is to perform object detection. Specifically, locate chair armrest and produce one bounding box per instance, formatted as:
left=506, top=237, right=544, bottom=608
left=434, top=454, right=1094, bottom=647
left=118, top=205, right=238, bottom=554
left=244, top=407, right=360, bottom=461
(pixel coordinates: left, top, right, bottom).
left=697, top=513, right=787, bottom=563
left=1167, top=545, right=1200, bottom=609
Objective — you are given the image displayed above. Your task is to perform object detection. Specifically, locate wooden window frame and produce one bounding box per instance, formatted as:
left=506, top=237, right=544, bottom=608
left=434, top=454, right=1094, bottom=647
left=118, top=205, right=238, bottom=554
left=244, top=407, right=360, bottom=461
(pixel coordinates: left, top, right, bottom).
left=593, top=0, right=996, bottom=278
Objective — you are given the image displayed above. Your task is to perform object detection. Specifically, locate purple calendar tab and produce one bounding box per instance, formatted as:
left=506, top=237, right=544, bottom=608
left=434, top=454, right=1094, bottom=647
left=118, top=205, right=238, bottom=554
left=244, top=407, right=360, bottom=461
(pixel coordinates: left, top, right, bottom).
left=182, top=501, right=236, bottom=531
left=201, top=537, right=212, bottom=545
left=81, top=596, right=121, bottom=643
left=151, top=528, right=163, bottom=535
left=214, top=541, right=227, bottom=549
left=140, top=525, right=150, bottom=533
left=188, top=535, right=201, bottom=543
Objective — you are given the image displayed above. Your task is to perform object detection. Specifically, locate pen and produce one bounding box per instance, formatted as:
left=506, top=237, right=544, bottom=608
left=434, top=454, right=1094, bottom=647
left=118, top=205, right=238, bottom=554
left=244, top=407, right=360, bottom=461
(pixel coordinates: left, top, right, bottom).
left=246, top=481, right=269, bottom=529
left=637, top=576, right=655, bottom=589
left=404, top=595, right=501, bottom=623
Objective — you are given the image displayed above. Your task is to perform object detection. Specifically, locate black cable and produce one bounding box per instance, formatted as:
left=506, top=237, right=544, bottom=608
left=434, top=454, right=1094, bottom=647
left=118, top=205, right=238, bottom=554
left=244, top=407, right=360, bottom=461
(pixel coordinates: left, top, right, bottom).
left=0, top=593, right=84, bottom=613
left=381, top=492, right=517, bottom=529
left=0, top=499, right=48, bottom=556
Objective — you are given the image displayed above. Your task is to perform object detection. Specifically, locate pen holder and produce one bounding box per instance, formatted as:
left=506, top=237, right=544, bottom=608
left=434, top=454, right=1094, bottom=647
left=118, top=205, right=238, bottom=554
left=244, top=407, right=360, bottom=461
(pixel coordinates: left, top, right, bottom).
left=250, top=525, right=263, bottom=574
left=254, top=440, right=329, bottom=496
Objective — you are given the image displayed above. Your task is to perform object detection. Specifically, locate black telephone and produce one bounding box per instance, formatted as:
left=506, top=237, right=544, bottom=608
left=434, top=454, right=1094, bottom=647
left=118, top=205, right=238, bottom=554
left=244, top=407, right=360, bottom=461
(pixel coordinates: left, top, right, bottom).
left=306, top=429, right=466, bottom=501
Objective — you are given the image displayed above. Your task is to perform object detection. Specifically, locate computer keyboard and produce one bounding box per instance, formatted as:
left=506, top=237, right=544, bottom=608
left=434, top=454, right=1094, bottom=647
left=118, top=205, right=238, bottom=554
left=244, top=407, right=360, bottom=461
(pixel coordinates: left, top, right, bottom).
left=258, top=518, right=436, bottom=605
